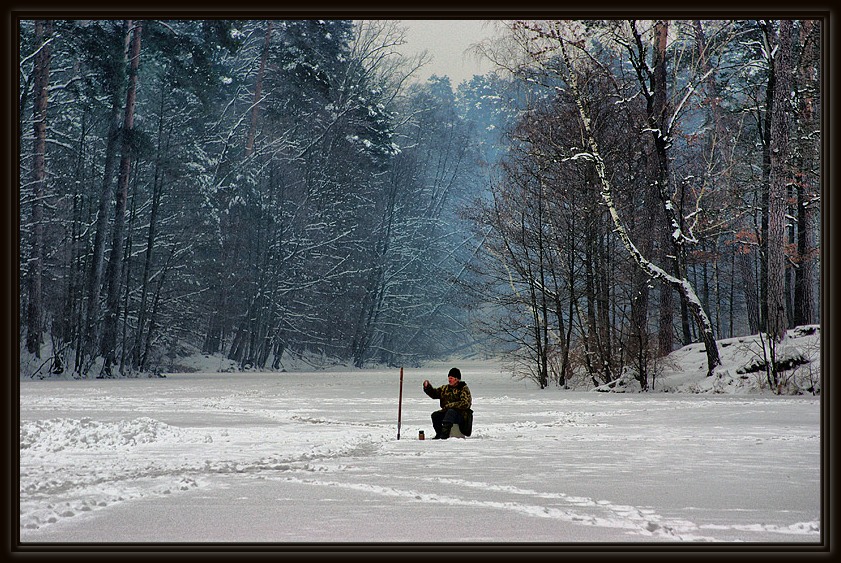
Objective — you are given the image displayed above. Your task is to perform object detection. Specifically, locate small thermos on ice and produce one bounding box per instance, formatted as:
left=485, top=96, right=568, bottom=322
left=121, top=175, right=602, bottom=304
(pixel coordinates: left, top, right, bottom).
left=419, top=430, right=425, bottom=440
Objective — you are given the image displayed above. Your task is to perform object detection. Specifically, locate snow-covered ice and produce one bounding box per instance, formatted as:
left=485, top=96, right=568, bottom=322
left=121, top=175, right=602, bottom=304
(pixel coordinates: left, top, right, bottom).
left=18, top=353, right=821, bottom=545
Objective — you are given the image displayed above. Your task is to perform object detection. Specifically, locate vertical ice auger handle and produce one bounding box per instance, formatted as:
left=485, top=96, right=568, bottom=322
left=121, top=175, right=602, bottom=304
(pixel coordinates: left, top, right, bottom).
left=397, top=366, right=404, bottom=440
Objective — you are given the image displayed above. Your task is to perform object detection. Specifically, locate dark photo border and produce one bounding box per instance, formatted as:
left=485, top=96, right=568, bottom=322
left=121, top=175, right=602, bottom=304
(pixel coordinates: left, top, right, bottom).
left=5, top=2, right=837, bottom=560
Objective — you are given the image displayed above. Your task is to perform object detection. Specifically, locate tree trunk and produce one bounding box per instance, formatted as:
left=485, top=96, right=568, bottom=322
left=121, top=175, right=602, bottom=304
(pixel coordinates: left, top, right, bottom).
left=794, top=20, right=817, bottom=327
left=582, top=225, right=598, bottom=383
left=657, top=229, right=674, bottom=355
left=738, top=251, right=761, bottom=334
left=655, top=20, right=691, bottom=348
left=26, top=19, right=52, bottom=358
left=629, top=195, right=655, bottom=390
left=767, top=19, right=791, bottom=345
left=245, top=21, right=273, bottom=158
left=119, top=167, right=140, bottom=371
left=596, top=231, right=613, bottom=380
left=61, top=109, right=92, bottom=357
left=80, top=21, right=131, bottom=374
left=643, top=20, right=676, bottom=357
left=102, top=20, right=143, bottom=375
left=758, top=20, right=779, bottom=334
left=133, top=85, right=169, bottom=370
left=795, top=180, right=816, bottom=326
left=141, top=244, right=176, bottom=371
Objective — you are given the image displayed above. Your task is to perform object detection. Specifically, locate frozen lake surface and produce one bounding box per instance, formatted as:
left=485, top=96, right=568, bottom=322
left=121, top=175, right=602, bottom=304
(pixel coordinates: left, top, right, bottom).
left=18, top=360, right=821, bottom=545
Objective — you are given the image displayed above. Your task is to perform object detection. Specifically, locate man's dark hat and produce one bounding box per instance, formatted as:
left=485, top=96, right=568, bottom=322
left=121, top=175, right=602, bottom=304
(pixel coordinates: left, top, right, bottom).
left=448, top=368, right=461, bottom=380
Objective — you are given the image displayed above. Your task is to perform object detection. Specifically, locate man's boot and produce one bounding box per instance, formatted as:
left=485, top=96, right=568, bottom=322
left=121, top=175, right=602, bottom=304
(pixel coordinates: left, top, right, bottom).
left=440, top=423, right=452, bottom=440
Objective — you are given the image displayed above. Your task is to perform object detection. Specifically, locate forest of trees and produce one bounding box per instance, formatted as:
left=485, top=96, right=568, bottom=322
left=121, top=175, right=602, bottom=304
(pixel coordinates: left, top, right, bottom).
left=18, top=19, right=821, bottom=390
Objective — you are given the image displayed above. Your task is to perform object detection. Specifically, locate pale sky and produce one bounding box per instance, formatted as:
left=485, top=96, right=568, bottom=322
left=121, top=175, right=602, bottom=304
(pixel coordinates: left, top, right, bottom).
left=396, top=19, right=503, bottom=85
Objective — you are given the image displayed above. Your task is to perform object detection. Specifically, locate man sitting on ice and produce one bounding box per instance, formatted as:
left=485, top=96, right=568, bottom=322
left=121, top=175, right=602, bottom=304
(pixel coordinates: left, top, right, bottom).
left=422, top=367, right=473, bottom=439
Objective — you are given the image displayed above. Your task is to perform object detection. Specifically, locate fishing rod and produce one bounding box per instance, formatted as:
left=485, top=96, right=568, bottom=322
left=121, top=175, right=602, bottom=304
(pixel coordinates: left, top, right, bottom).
left=397, top=366, right=404, bottom=440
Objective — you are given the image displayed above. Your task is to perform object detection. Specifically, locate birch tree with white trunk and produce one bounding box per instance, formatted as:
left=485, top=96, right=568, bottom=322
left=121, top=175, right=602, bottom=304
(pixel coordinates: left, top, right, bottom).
left=553, top=29, right=723, bottom=377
